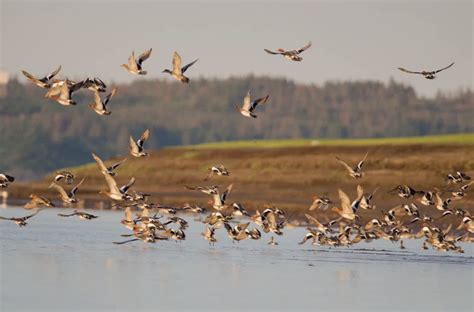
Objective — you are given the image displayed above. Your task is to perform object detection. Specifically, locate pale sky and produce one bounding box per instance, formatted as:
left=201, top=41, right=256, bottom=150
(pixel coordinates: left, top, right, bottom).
left=1, top=0, right=472, bottom=97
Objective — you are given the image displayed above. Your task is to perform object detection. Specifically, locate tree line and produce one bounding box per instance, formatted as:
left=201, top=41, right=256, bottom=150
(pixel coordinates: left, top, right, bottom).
left=0, top=75, right=472, bottom=178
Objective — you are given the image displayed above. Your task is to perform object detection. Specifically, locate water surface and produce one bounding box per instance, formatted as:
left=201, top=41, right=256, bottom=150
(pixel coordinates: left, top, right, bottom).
left=1, top=207, right=472, bottom=311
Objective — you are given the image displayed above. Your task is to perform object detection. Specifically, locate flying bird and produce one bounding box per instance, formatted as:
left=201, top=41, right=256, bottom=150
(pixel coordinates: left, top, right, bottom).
left=264, top=41, right=312, bottom=62
left=204, top=165, right=229, bottom=180
left=92, top=153, right=126, bottom=177
left=162, top=52, right=198, bottom=83
left=335, top=152, right=368, bottom=178
left=49, top=178, right=85, bottom=204
left=121, top=48, right=152, bottom=75
left=54, top=171, right=74, bottom=184
left=58, top=210, right=98, bottom=220
left=129, top=129, right=150, bottom=157
left=0, top=173, right=15, bottom=188
left=83, top=77, right=107, bottom=92
left=24, top=194, right=55, bottom=209
left=398, top=62, right=454, bottom=79
left=0, top=209, right=43, bottom=227
left=99, top=174, right=135, bottom=201
left=89, top=87, right=117, bottom=115
left=236, top=90, right=269, bottom=118
left=45, top=79, right=84, bottom=106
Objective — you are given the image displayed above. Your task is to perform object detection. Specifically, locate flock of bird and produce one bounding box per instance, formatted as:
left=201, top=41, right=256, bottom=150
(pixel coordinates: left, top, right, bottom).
left=1, top=42, right=470, bottom=253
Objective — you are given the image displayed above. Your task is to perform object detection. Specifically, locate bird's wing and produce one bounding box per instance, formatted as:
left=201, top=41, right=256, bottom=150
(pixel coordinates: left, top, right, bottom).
left=357, top=152, right=368, bottom=170
left=120, top=177, right=135, bottom=193
left=124, top=207, right=132, bottom=222
left=434, top=62, right=454, bottom=74
left=264, top=48, right=282, bottom=55
left=70, top=80, right=84, bottom=93
left=137, top=129, right=150, bottom=149
left=221, top=184, right=233, bottom=202
left=250, top=95, right=269, bottom=111
left=49, top=182, right=69, bottom=199
left=70, top=178, right=85, bottom=196
left=129, top=136, right=139, bottom=154
left=23, top=209, right=43, bottom=220
left=397, top=67, right=423, bottom=75
left=137, top=48, right=152, bottom=66
left=128, top=52, right=138, bottom=69
left=356, top=184, right=364, bottom=200
left=92, top=153, right=108, bottom=173
left=104, top=173, right=120, bottom=194
left=181, top=58, right=199, bottom=74
left=305, top=213, right=323, bottom=228
left=172, top=52, right=183, bottom=74
left=335, top=157, right=354, bottom=173
left=296, top=41, right=312, bottom=53
left=461, top=181, right=473, bottom=190
left=21, top=70, right=39, bottom=83
left=104, top=87, right=117, bottom=106
left=46, top=65, right=62, bottom=80
left=94, top=77, right=107, bottom=89
left=110, top=158, right=127, bottom=170
left=242, top=90, right=252, bottom=110
left=338, top=189, right=352, bottom=213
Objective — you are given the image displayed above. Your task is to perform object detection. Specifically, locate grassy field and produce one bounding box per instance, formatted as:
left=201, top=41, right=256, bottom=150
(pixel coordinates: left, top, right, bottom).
left=8, top=134, right=474, bottom=223
left=181, top=133, right=474, bottom=149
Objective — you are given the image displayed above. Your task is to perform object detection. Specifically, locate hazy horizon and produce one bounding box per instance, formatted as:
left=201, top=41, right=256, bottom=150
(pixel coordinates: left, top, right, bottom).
left=1, top=0, right=472, bottom=97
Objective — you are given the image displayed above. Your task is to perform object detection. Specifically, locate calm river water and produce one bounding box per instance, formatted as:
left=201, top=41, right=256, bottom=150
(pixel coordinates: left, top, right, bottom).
left=0, top=207, right=472, bottom=311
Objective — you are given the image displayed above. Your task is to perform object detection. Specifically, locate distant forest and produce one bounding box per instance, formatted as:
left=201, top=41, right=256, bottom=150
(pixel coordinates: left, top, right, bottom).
left=1, top=75, right=472, bottom=178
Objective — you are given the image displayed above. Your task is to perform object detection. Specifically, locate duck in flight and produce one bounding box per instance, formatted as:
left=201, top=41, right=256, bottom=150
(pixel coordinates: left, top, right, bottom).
left=0, top=209, right=43, bottom=227
left=264, top=41, right=312, bottom=62
left=335, top=152, right=368, bottom=178
left=92, top=153, right=126, bottom=177
left=58, top=210, right=98, bottom=220
left=204, top=165, right=229, bottom=180
left=121, top=48, right=152, bottom=75
left=398, top=62, right=454, bottom=79
left=45, top=79, right=84, bottom=106
left=24, top=194, right=55, bottom=209
left=54, top=171, right=74, bottom=184
left=89, top=87, right=117, bottom=115
left=49, top=178, right=85, bottom=204
left=100, top=174, right=135, bottom=201
left=236, top=90, right=269, bottom=118
left=129, top=129, right=150, bottom=157
left=0, top=173, right=15, bottom=188
left=162, top=52, right=198, bottom=83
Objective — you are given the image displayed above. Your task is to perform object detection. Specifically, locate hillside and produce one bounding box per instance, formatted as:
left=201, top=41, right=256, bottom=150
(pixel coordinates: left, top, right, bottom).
left=1, top=76, right=473, bottom=178
left=8, top=137, right=474, bottom=222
